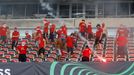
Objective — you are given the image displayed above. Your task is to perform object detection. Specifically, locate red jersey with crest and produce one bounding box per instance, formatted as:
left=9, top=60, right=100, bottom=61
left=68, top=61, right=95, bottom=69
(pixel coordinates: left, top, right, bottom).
left=82, top=48, right=92, bottom=57
left=12, top=31, right=20, bottom=41
left=17, top=45, right=28, bottom=54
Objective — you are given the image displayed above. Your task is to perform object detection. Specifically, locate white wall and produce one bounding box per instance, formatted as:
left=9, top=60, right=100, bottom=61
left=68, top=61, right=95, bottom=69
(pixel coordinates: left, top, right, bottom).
left=0, top=18, right=134, bottom=28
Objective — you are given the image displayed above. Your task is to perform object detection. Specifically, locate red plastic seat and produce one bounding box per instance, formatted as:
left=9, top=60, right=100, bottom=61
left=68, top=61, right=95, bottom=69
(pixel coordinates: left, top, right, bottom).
left=0, top=51, right=4, bottom=57
left=0, top=59, right=7, bottom=63
left=105, top=50, right=113, bottom=54
left=70, top=57, right=78, bottom=62
left=4, top=55, right=11, bottom=59
left=46, top=57, right=54, bottom=62
left=45, top=47, right=51, bottom=51
left=2, top=48, right=8, bottom=52
left=71, top=54, right=79, bottom=58
left=7, top=51, right=15, bottom=56
left=26, top=58, right=31, bottom=62
left=11, top=58, right=19, bottom=62
left=35, top=58, right=43, bottom=62
left=73, top=50, right=81, bottom=54
left=106, top=58, right=113, bottom=62
left=29, top=51, right=37, bottom=57
left=129, top=58, right=134, bottom=61
left=51, top=51, right=57, bottom=54
left=49, top=54, right=57, bottom=59
left=93, top=58, right=101, bottom=62
left=105, top=54, right=113, bottom=58
left=117, top=58, right=126, bottom=61
left=129, top=54, right=134, bottom=57
left=27, top=54, right=34, bottom=59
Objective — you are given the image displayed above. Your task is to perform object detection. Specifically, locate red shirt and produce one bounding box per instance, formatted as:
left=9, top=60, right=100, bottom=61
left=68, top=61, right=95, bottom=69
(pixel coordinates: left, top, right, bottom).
left=96, top=28, right=103, bottom=38
left=44, top=23, right=49, bottom=33
left=72, top=36, right=77, bottom=43
left=87, top=25, right=92, bottom=34
left=118, top=28, right=129, bottom=37
left=25, top=34, right=31, bottom=39
left=35, top=30, right=42, bottom=41
left=66, top=36, right=73, bottom=48
left=0, top=26, right=2, bottom=36
left=37, top=30, right=42, bottom=35
left=118, top=28, right=126, bottom=36
left=79, top=22, right=86, bottom=32
left=57, top=29, right=62, bottom=38
left=61, top=26, right=67, bottom=35
left=1, top=27, right=7, bottom=36
left=17, top=45, right=28, bottom=54
left=12, top=31, right=19, bottom=41
left=117, top=36, right=128, bottom=46
left=82, top=48, right=92, bottom=57
left=38, top=37, right=45, bottom=48
left=50, top=24, right=56, bottom=33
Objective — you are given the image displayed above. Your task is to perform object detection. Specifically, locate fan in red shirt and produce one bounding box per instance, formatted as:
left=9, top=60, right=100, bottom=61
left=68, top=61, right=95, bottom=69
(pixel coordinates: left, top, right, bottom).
left=60, top=26, right=67, bottom=50
left=36, top=26, right=42, bottom=36
left=49, top=24, right=56, bottom=43
left=17, top=40, right=28, bottom=62
left=82, top=45, right=92, bottom=61
left=72, top=33, right=77, bottom=48
left=1, top=24, right=7, bottom=44
left=116, top=35, right=128, bottom=58
left=0, top=24, right=2, bottom=39
left=43, top=18, right=50, bottom=38
left=61, top=25, right=67, bottom=36
left=25, top=31, right=31, bottom=40
left=94, top=24, right=103, bottom=50
left=87, top=22, right=93, bottom=40
left=116, top=24, right=129, bottom=38
left=38, top=33, right=46, bottom=59
left=79, top=20, right=86, bottom=37
left=12, top=27, right=20, bottom=50
left=101, top=23, right=108, bottom=49
left=35, top=26, right=42, bottom=46
left=57, top=29, right=62, bottom=38
left=66, top=34, right=74, bottom=55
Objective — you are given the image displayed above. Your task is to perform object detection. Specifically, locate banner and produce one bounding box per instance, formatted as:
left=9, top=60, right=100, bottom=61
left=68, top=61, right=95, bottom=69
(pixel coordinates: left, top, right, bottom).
left=0, top=62, right=134, bottom=75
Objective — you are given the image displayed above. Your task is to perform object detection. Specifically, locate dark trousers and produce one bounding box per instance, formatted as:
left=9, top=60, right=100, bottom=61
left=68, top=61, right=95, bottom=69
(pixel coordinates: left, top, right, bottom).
left=12, top=40, right=18, bottom=49
left=19, top=54, right=26, bottom=62
left=117, top=46, right=127, bottom=57
left=82, top=57, right=89, bottom=61
left=93, top=38, right=102, bottom=50
left=67, top=47, right=73, bottom=54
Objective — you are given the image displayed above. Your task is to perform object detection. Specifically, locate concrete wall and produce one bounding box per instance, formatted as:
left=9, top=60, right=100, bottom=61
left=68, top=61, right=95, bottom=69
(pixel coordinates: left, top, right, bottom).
left=0, top=18, right=134, bottom=29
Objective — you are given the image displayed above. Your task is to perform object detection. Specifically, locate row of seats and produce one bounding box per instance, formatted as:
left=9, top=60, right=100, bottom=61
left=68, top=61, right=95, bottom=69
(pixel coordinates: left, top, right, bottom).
left=0, top=37, right=134, bottom=62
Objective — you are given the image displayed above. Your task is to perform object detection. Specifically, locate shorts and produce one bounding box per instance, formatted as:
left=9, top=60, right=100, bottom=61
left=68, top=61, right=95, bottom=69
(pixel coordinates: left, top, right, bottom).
left=38, top=47, right=45, bottom=55
left=43, top=32, right=48, bottom=38
left=61, top=38, right=66, bottom=44
left=74, top=42, right=77, bottom=48
left=102, top=33, right=107, bottom=40
left=1, top=36, right=7, bottom=42
left=117, top=46, right=127, bottom=56
left=49, top=33, right=54, bottom=42
left=57, top=49, right=61, bottom=56
left=82, top=57, right=89, bottom=61
left=19, top=54, right=26, bottom=62
left=88, top=33, right=93, bottom=40
left=67, top=47, right=73, bottom=54
left=12, top=40, right=18, bottom=49
left=94, top=38, right=102, bottom=45
left=81, top=32, right=85, bottom=37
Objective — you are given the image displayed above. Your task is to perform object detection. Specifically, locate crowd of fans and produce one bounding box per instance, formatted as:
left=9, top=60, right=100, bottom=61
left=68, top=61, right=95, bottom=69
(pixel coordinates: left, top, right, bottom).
left=0, top=18, right=130, bottom=62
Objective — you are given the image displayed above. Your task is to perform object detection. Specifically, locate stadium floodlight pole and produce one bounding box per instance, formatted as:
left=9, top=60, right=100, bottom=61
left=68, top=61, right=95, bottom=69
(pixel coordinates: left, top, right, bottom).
left=78, top=33, right=106, bottom=62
